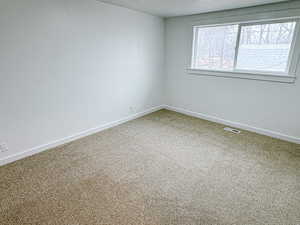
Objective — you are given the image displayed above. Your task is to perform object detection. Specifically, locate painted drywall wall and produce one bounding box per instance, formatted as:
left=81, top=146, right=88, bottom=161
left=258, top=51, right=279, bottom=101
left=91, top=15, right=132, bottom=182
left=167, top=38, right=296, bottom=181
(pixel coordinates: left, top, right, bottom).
left=0, top=0, right=164, bottom=159
left=165, top=1, right=300, bottom=142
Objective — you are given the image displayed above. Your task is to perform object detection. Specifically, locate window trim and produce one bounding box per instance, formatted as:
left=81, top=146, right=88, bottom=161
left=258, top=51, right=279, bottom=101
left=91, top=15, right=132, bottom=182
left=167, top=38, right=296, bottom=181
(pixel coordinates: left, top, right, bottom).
left=188, top=17, right=300, bottom=83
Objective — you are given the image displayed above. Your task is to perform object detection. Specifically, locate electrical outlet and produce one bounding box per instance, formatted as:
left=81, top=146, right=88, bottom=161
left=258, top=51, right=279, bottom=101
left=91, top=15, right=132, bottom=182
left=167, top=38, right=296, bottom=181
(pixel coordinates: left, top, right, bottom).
left=0, top=143, right=8, bottom=153
left=129, top=106, right=135, bottom=113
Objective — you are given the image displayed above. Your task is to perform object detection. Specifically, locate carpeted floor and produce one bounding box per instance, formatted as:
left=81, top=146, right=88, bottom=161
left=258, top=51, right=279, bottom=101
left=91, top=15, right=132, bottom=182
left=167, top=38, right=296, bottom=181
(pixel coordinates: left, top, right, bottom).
left=0, top=109, right=299, bottom=225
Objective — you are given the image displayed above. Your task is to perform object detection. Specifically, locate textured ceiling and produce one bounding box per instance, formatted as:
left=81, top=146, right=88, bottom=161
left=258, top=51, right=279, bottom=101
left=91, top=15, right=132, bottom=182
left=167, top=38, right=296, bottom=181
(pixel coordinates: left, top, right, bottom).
left=97, top=0, right=287, bottom=17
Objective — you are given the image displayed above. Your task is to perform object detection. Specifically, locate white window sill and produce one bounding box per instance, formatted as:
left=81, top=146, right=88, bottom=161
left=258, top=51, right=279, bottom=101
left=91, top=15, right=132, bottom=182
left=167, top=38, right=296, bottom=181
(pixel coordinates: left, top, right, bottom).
left=187, top=68, right=296, bottom=83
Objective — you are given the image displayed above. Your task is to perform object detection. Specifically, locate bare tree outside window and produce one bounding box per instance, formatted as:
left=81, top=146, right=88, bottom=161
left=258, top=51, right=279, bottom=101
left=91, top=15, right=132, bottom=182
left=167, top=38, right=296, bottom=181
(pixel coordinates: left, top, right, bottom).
left=192, top=20, right=296, bottom=73
left=236, top=22, right=296, bottom=72
left=193, top=25, right=238, bottom=70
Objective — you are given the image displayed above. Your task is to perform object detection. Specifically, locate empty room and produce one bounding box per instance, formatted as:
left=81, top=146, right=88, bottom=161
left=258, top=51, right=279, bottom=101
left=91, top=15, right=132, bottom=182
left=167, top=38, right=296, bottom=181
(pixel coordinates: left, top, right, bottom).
left=0, top=0, right=299, bottom=224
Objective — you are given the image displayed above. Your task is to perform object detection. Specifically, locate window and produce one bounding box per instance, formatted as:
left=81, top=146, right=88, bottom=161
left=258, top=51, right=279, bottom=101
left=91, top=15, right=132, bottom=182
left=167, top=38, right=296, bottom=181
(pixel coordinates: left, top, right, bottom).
left=236, top=21, right=296, bottom=72
left=192, top=24, right=239, bottom=71
left=190, top=19, right=299, bottom=80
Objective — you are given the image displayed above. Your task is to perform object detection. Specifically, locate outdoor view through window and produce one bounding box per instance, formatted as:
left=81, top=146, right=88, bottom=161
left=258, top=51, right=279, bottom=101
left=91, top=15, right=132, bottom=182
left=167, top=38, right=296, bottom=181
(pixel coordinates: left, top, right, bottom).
left=191, top=20, right=296, bottom=73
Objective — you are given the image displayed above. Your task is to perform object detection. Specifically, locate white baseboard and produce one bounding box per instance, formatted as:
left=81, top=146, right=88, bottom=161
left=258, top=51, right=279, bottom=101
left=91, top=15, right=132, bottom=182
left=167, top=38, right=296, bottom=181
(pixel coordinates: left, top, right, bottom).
left=0, top=105, right=164, bottom=167
left=164, top=105, right=300, bottom=144
left=1, top=104, right=298, bottom=167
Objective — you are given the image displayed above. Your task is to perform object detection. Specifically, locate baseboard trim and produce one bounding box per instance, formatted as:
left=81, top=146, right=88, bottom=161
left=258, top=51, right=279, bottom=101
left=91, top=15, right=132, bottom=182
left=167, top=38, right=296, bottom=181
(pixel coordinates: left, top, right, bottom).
left=1, top=104, right=298, bottom=167
left=164, top=105, right=300, bottom=144
left=0, top=105, right=164, bottom=167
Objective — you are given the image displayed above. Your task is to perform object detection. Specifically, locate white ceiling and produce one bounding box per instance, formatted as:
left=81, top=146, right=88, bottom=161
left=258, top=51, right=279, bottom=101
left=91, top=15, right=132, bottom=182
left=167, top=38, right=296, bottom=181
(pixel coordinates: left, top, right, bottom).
left=97, top=0, right=287, bottom=17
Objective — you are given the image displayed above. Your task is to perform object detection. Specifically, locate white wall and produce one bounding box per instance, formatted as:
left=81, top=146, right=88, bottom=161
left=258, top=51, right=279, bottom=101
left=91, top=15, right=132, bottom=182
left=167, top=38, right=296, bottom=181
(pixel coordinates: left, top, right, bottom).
left=1, top=0, right=299, bottom=165
left=0, top=0, right=164, bottom=160
left=165, top=1, right=300, bottom=142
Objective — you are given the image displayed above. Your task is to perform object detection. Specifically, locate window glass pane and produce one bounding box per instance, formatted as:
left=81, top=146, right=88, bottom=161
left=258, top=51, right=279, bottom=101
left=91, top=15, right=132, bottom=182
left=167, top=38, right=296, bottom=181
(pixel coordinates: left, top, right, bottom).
left=236, top=21, right=296, bottom=72
left=193, top=25, right=238, bottom=70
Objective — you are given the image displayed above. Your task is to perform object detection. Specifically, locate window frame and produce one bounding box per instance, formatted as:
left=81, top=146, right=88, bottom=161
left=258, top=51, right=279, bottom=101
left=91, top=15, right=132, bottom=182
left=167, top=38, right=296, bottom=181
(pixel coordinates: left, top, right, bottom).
left=188, top=17, right=300, bottom=83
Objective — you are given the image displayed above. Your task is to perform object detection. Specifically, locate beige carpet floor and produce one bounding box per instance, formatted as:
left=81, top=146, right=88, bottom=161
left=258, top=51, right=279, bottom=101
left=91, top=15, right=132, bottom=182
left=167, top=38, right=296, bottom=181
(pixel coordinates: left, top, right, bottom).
left=0, top=109, right=299, bottom=225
